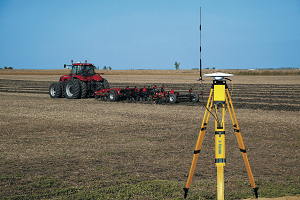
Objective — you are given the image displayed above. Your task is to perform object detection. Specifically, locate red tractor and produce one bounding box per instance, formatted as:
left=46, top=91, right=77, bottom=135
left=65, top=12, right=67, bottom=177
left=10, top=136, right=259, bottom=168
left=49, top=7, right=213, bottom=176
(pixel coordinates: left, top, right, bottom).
left=49, top=61, right=109, bottom=99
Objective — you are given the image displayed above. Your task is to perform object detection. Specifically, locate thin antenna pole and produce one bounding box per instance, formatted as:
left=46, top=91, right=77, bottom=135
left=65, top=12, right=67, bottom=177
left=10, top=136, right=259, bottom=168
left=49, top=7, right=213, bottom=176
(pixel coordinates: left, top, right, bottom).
left=199, top=6, right=202, bottom=80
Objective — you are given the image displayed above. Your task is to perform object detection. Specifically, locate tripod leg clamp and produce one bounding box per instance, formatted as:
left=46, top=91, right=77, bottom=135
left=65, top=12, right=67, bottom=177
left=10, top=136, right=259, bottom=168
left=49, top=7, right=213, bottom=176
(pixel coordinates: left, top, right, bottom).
left=183, top=187, right=189, bottom=198
left=253, top=187, right=259, bottom=198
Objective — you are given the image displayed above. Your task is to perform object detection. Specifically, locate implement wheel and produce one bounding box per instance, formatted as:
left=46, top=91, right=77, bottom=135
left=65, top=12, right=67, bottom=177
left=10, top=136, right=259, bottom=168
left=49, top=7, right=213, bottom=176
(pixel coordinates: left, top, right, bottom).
left=191, top=94, right=199, bottom=103
left=108, top=90, right=118, bottom=102
left=168, top=94, right=177, bottom=104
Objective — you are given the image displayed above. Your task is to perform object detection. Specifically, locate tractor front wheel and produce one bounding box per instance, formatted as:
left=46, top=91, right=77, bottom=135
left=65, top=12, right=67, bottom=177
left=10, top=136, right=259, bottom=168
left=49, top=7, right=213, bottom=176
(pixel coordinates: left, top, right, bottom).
left=64, top=79, right=81, bottom=99
left=49, top=82, right=63, bottom=98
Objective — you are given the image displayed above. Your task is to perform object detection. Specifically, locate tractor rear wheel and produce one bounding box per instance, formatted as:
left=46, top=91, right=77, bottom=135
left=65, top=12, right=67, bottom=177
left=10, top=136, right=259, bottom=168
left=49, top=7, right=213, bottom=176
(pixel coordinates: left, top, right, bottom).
left=95, top=79, right=110, bottom=91
left=108, top=90, right=118, bottom=102
left=80, top=81, right=87, bottom=98
left=168, top=94, right=177, bottom=104
left=64, top=79, right=81, bottom=99
left=49, top=82, right=63, bottom=98
left=102, top=79, right=110, bottom=89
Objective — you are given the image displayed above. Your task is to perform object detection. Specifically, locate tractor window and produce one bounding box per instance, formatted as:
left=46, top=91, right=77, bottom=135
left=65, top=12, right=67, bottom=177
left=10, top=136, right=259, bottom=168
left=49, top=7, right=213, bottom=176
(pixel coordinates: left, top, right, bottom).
left=85, top=66, right=96, bottom=75
left=71, top=66, right=82, bottom=75
left=71, top=65, right=95, bottom=76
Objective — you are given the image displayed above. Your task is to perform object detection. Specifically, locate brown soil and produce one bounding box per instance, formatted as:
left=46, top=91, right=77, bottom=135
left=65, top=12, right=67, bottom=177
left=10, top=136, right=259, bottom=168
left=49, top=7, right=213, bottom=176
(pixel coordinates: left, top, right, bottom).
left=0, top=74, right=299, bottom=199
left=1, top=79, right=300, bottom=111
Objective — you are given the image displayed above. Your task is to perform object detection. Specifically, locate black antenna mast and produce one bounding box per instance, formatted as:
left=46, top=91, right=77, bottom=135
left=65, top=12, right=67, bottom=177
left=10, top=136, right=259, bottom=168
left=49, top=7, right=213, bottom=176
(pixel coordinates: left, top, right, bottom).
left=199, top=6, right=203, bottom=80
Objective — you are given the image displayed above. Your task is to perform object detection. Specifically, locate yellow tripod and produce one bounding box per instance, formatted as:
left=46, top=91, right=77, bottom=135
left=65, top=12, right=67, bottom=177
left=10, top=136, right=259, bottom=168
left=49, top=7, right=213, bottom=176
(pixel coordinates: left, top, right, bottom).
left=183, top=76, right=258, bottom=199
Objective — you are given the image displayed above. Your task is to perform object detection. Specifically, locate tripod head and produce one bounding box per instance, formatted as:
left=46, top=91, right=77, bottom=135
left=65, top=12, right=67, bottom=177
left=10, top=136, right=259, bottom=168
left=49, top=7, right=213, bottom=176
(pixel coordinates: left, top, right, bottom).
left=204, top=72, right=233, bottom=81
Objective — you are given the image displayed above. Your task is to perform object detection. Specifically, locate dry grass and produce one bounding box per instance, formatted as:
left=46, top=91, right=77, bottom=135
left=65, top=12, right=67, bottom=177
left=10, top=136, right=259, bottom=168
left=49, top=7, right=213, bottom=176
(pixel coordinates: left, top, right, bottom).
left=0, top=92, right=299, bottom=199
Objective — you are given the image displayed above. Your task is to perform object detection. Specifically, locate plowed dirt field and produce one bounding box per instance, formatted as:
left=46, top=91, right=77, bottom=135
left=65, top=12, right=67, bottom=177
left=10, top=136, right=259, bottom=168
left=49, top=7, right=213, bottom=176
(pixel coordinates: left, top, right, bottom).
left=0, top=73, right=299, bottom=200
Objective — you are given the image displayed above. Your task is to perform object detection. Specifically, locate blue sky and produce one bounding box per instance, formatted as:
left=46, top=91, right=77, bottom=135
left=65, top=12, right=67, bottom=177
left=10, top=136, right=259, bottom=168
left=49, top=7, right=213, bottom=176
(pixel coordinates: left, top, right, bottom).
left=0, top=0, right=299, bottom=69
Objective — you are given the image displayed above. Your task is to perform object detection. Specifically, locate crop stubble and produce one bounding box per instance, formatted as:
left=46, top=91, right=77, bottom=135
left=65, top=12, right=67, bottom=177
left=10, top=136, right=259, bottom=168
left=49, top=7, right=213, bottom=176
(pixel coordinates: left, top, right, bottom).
left=0, top=73, right=299, bottom=199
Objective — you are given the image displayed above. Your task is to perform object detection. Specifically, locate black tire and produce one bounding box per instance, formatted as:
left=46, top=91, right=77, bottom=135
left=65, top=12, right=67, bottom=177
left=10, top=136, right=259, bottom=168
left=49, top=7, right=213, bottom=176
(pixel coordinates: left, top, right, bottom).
left=64, top=79, right=81, bottom=99
left=137, top=96, right=144, bottom=101
left=168, top=94, right=177, bottom=104
left=102, top=96, right=108, bottom=101
left=191, top=94, right=199, bottom=103
left=80, top=81, right=87, bottom=98
left=95, top=81, right=103, bottom=91
left=57, top=82, right=64, bottom=98
left=108, top=90, right=118, bottom=102
left=60, top=81, right=66, bottom=98
left=102, top=79, right=110, bottom=89
left=49, top=82, right=63, bottom=98
left=146, top=96, right=153, bottom=102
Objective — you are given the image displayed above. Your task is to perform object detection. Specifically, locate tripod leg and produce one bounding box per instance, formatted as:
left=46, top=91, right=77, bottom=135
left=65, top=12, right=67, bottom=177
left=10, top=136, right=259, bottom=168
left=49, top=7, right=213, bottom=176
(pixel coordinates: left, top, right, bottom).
left=215, top=104, right=226, bottom=200
left=183, top=88, right=214, bottom=198
left=225, top=89, right=259, bottom=198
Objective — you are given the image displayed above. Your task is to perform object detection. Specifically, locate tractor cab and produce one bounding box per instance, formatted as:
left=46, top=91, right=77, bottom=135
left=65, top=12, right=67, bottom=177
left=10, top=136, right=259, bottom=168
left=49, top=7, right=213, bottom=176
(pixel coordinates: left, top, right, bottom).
left=70, top=63, right=96, bottom=76
left=64, top=62, right=96, bottom=77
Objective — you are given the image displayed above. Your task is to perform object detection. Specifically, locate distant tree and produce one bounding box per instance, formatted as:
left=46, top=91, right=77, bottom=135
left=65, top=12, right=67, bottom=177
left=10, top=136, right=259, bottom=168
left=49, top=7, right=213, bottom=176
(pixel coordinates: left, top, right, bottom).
left=4, top=66, right=13, bottom=69
left=212, top=67, right=215, bottom=70
left=205, top=67, right=210, bottom=70
left=108, top=66, right=112, bottom=70
left=103, top=66, right=107, bottom=70
left=174, top=61, right=180, bottom=70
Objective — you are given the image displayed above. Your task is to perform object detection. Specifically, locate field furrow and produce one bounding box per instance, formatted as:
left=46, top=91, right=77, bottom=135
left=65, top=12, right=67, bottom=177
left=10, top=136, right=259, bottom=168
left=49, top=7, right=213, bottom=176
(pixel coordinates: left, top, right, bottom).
left=0, top=79, right=299, bottom=111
